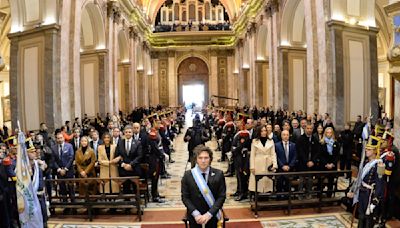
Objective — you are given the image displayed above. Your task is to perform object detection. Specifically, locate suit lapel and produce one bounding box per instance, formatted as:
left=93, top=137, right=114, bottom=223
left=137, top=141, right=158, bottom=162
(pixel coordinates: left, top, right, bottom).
left=207, top=167, right=215, bottom=186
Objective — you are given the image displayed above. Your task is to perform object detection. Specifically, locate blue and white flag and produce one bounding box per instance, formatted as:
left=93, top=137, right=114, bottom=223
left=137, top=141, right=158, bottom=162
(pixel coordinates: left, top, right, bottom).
left=16, top=132, right=43, bottom=228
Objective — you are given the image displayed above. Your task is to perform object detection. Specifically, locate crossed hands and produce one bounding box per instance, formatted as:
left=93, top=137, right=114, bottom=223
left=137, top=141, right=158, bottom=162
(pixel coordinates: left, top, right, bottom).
left=195, top=213, right=212, bottom=225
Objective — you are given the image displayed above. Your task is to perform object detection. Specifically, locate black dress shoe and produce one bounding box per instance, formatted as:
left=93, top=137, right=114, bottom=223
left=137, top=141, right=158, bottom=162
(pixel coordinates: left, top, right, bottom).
left=158, top=195, right=166, bottom=198
left=230, top=192, right=239, bottom=197
left=169, top=159, right=175, bottom=163
left=152, top=197, right=165, bottom=203
left=235, top=194, right=248, bottom=201
left=224, top=172, right=233, bottom=177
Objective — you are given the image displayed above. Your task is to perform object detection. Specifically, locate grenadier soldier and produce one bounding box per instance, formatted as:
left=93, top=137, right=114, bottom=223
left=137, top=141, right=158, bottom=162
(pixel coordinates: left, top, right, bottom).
left=147, top=130, right=168, bottom=203
left=348, top=137, right=385, bottom=228
left=220, top=120, right=236, bottom=163
left=232, top=130, right=251, bottom=201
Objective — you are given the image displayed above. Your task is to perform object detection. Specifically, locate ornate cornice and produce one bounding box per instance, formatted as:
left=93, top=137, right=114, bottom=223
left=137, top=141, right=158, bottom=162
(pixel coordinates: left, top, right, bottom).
left=107, top=1, right=121, bottom=23
left=265, top=0, right=279, bottom=17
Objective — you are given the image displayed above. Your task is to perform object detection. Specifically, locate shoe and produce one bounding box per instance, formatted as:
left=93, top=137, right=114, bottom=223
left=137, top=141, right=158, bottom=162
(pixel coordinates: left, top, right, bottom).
left=158, top=195, right=166, bottom=198
left=169, top=159, right=175, bottom=163
left=224, top=172, right=233, bottom=177
left=230, top=192, right=239, bottom=197
left=152, top=197, right=165, bottom=203
left=235, top=194, right=248, bottom=201
left=161, top=174, right=171, bottom=179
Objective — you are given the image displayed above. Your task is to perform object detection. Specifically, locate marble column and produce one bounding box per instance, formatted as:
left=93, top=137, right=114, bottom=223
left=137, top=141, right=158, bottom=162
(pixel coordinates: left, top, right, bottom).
left=303, top=0, right=318, bottom=113
left=152, top=57, right=160, bottom=106
left=394, top=81, right=400, bottom=148
left=328, top=21, right=379, bottom=128
left=128, top=27, right=137, bottom=109
left=121, top=63, right=130, bottom=112
left=210, top=52, right=218, bottom=106
left=8, top=25, right=61, bottom=132
left=168, top=51, right=177, bottom=106
left=226, top=54, right=235, bottom=107
left=385, top=2, right=400, bottom=148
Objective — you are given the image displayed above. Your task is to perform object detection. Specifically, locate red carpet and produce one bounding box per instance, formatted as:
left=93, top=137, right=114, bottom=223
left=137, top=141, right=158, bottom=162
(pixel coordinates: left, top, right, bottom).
left=141, top=221, right=262, bottom=228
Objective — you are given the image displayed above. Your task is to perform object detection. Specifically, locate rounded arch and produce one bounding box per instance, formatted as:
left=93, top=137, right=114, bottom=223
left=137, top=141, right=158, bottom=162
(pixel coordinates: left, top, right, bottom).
left=117, top=30, right=129, bottom=61
left=256, top=24, right=269, bottom=60
left=177, top=57, right=209, bottom=106
left=176, top=53, right=210, bottom=73
left=280, top=0, right=305, bottom=46
left=9, top=0, right=58, bottom=32
left=81, top=2, right=106, bottom=49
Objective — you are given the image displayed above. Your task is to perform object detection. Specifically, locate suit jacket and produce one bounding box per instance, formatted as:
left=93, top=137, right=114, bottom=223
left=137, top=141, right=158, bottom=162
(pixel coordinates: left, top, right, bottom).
left=319, top=140, right=339, bottom=169
left=115, top=138, right=143, bottom=176
left=275, top=141, right=297, bottom=171
left=51, top=142, right=75, bottom=177
left=72, top=137, right=80, bottom=152
left=90, top=139, right=103, bottom=158
left=181, top=167, right=226, bottom=224
left=296, top=134, right=320, bottom=171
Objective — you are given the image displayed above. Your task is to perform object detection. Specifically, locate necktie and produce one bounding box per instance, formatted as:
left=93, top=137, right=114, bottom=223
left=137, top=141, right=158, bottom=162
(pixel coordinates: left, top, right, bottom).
left=285, top=142, right=289, bottom=162
left=202, top=173, right=206, bottom=181
left=126, top=140, right=130, bottom=155
left=75, top=139, right=79, bottom=149
left=59, top=145, right=63, bottom=162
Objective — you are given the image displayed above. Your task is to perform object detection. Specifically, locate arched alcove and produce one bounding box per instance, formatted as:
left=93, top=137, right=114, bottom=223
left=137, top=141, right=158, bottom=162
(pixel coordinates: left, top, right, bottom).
left=178, top=57, right=209, bottom=106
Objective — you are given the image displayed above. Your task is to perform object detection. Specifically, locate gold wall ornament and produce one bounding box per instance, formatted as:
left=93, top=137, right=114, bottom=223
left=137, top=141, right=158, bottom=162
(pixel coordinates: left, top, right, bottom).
left=0, top=56, right=5, bottom=71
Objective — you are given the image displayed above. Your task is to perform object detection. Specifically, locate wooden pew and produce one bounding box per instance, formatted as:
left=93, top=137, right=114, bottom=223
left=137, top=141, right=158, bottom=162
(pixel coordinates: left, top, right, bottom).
left=46, top=176, right=142, bottom=221
left=251, top=170, right=352, bottom=217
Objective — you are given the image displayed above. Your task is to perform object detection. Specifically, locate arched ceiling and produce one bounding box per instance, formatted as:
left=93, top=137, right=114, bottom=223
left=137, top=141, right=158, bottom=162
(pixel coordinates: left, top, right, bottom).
left=139, top=0, right=245, bottom=23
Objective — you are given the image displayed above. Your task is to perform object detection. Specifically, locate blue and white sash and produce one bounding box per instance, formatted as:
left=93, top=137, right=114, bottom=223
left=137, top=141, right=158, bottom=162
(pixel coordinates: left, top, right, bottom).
left=191, top=166, right=222, bottom=220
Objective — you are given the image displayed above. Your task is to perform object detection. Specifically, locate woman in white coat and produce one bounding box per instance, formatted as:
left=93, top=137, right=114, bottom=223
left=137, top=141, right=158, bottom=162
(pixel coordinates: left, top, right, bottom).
left=249, top=124, right=278, bottom=193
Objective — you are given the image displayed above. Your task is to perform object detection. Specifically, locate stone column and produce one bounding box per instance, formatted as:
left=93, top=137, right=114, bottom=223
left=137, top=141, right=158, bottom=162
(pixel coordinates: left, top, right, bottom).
left=8, top=25, right=61, bottom=132
left=152, top=57, right=160, bottom=106
left=327, top=21, right=378, bottom=128
left=226, top=54, right=235, bottom=107
left=210, top=51, right=218, bottom=106
left=385, top=2, right=400, bottom=148
left=303, top=0, right=318, bottom=113
left=168, top=51, right=177, bottom=106
left=266, top=0, right=281, bottom=109
left=128, top=26, right=138, bottom=109
left=247, top=23, right=257, bottom=106
left=121, top=63, right=130, bottom=112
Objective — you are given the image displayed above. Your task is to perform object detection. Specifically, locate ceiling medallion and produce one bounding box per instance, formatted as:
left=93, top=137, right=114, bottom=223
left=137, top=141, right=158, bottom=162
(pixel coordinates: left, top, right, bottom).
left=189, top=63, right=197, bottom=72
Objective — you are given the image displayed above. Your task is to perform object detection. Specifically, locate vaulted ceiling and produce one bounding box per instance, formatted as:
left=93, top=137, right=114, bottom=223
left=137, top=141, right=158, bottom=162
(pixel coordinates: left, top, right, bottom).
left=138, top=0, right=246, bottom=23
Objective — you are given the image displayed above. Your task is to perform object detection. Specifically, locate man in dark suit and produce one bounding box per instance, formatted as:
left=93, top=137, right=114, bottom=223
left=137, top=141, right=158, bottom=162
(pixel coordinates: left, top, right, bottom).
left=181, top=145, right=226, bottom=228
left=71, top=128, right=81, bottom=152
left=296, top=123, right=321, bottom=196
left=52, top=132, right=75, bottom=212
left=275, top=130, right=297, bottom=193
left=115, top=125, right=143, bottom=194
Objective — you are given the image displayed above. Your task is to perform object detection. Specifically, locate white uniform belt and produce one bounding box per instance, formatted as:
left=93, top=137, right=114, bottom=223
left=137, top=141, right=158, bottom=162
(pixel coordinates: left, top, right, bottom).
left=362, top=182, right=374, bottom=190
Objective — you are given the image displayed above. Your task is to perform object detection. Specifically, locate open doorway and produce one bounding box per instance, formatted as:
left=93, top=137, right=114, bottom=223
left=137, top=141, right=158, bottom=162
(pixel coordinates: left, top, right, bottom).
left=182, top=84, right=205, bottom=110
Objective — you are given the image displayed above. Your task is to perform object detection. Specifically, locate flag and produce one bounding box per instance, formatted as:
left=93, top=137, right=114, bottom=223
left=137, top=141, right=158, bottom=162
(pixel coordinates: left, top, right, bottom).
left=16, top=131, right=43, bottom=227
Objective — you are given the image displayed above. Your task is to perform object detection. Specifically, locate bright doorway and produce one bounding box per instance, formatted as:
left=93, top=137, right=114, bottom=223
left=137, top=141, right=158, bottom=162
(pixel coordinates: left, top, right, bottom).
left=182, top=84, right=205, bottom=109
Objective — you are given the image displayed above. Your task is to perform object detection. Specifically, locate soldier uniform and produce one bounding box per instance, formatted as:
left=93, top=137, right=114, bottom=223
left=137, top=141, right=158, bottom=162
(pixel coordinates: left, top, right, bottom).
left=232, top=130, right=251, bottom=201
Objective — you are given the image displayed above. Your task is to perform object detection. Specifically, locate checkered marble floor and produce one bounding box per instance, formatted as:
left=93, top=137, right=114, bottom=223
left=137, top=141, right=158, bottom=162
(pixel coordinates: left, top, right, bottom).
left=147, top=110, right=246, bottom=208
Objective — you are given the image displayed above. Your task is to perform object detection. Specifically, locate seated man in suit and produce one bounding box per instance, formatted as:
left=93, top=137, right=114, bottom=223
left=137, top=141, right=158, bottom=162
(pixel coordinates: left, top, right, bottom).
left=181, top=145, right=226, bottom=228
left=51, top=132, right=75, bottom=213
left=275, top=130, right=297, bottom=193
left=115, top=125, right=143, bottom=194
